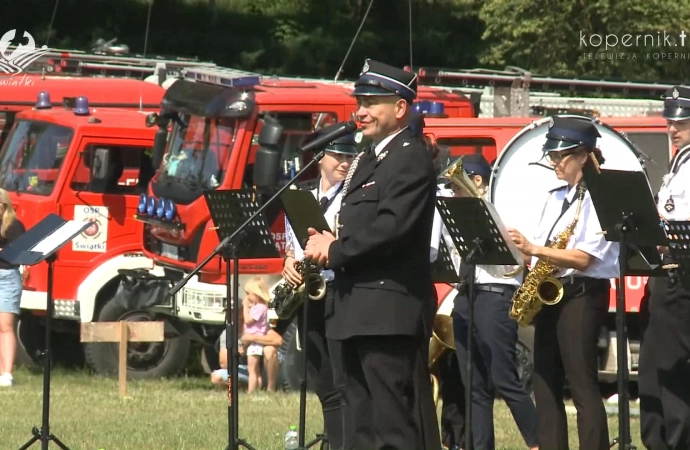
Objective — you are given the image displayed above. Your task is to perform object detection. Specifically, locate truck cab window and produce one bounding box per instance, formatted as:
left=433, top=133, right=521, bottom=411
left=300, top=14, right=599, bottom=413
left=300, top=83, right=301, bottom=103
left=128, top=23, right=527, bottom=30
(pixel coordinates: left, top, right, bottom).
left=71, top=145, right=152, bottom=195
left=244, top=111, right=338, bottom=188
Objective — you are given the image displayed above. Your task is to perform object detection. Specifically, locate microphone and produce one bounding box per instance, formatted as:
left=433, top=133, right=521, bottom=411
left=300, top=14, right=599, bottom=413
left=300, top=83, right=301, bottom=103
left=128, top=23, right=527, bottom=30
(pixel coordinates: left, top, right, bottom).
left=300, top=121, right=358, bottom=153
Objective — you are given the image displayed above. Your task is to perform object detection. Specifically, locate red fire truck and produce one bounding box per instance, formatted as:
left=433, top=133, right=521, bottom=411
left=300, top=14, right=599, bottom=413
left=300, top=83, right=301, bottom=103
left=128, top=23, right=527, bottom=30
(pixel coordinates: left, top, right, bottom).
left=1, top=51, right=218, bottom=374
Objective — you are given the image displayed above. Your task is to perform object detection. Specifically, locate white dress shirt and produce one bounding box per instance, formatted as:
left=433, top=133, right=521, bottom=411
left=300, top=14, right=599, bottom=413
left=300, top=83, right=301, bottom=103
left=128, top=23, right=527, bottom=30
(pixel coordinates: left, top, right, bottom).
left=435, top=187, right=521, bottom=286
left=657, top=144, right=690, bottom=221
left=285, top=179, right=343, bottom=282
left=373, top=127, right=407, bottom=158
left=532, top=184, right=620, bottom=279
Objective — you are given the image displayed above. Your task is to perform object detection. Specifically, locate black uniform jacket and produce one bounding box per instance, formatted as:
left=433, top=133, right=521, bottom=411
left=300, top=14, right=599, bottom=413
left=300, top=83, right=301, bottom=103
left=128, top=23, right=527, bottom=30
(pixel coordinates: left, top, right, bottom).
left=326, top=128, right=438, bottom=340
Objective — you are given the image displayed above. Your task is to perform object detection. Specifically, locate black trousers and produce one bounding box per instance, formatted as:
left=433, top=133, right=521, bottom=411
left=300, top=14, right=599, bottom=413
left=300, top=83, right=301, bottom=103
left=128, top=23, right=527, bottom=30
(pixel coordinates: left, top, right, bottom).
left=295, top=288, right=350, bottom=450
left=339, top=334, right=441, bottom=450
left=639, top=276, right=690, bottom=450
left=532, top=277, right=610, bottom=450
left=436, top=350, right=466, bottom=449
left=453, top=286, right=538, bottom=450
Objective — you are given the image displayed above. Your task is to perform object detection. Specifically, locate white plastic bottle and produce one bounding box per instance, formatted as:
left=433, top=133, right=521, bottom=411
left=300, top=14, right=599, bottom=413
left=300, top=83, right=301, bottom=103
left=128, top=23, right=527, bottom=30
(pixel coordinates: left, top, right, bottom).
left=284, top=425, right=299, bottom=449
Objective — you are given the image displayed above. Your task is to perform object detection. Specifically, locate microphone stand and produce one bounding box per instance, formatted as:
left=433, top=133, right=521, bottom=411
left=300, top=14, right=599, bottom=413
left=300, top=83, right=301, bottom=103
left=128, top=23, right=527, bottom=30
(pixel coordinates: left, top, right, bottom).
left=170, top=149, right=327, bottom=450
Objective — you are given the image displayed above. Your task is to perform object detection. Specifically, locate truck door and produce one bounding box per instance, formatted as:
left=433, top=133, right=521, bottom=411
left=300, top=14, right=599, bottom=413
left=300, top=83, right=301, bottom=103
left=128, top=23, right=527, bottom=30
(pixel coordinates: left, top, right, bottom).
left=57, top=138, right=153, bottom=295
left=427, top=132, right=500, bottom=164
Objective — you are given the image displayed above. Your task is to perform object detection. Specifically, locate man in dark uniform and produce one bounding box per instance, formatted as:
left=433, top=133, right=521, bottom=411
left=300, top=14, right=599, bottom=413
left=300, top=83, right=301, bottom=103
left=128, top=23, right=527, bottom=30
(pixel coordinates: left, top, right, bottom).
left=638, top=86, right=690, bottom=450
left=305, top=59, right=441, bottom=450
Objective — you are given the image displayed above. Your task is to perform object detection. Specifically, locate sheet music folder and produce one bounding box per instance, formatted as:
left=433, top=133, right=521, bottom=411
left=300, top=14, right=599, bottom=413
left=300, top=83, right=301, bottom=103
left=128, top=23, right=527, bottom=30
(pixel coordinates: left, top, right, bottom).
left=435, top=197, right=523, bottom=267
left=0, top=213, right=91, bottom=266
left=582, top=167, right=668, bottom=276
left=279, top=189, right=331, bottom=250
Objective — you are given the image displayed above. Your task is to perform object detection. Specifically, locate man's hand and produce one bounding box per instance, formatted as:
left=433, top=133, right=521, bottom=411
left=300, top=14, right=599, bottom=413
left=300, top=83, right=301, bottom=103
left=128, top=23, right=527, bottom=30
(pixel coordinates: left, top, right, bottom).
left=507, top=228, right=535, bottom=256
left=282, top=256, right=303, bottom=286
left=304, top=227, right=335, bottom=267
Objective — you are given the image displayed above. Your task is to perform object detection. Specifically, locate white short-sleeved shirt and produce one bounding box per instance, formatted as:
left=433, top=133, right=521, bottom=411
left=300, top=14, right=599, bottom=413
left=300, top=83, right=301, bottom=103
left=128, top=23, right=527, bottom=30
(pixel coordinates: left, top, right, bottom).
left=436, top=187, right=521, bottom=286
left=658, top=145, right=690, bottom=221
left=285, top=179, right=343, bottom=281
left=532, top=184, right=619, bottom=279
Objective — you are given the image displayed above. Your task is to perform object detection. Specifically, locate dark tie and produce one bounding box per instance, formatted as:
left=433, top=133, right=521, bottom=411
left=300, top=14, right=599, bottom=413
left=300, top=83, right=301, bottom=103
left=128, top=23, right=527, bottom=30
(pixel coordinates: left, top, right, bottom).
left=319, top=196, right=329, bottom=213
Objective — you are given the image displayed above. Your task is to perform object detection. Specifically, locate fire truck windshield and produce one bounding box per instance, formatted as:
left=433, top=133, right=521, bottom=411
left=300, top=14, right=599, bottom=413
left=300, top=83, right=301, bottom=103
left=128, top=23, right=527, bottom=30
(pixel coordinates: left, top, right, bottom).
left=0, top=120, right=73, bottom=196
left=151, top=114, right=236, bottom=205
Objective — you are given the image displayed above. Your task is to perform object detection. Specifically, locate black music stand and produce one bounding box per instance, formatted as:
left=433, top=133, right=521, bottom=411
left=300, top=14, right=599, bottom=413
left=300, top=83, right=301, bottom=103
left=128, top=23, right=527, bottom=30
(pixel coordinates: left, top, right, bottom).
left=431, top=230, right=463, bottom=284
left=204, top=189, right=280, bottom=450
left=279, top=189, right=332, bottom=450
left=8, top=214, right=92, bottom=450
left=583, top=167, right=669, bottom=450
left=663, top=220, right=690, bottom=290
left=435, top=197, right=523, bottom=450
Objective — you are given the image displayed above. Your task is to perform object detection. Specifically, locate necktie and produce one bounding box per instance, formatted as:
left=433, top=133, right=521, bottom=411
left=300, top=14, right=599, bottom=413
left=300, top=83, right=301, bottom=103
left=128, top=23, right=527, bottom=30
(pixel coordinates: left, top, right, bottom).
left=319, top=196, right=329, bottom=213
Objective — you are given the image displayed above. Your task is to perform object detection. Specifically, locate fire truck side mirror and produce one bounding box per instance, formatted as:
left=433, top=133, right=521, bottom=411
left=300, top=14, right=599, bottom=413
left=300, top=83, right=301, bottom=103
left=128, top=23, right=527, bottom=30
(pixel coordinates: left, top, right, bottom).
left=253, top=119, right=284, bottom=191
left=151, top=128, right=168, bottom=170
left=91, top=148, right=111, bottom=182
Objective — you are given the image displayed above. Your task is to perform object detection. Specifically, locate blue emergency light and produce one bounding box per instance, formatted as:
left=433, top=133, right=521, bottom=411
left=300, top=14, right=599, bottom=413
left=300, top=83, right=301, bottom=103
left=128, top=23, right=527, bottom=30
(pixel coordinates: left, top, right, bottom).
left=74, top=96, right=90, bottom=116
left=164, top=199, right=175, bottom=221
left=413, top=100, right=445, bottom=118
left=155, top=198, right=166, bottom=219
left=146, top=196, right=156, bottom=216
left=183, top=67, right=261, bottom=88
left=138, top=193, right=148, bottom=215
left=36, top=91, right=51, bottom=109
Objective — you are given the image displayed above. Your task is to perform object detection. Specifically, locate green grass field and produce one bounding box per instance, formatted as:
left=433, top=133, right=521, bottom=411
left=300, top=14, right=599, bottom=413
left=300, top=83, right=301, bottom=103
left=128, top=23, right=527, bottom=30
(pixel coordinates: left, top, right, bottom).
left=0, top=367, right=644, bottom=449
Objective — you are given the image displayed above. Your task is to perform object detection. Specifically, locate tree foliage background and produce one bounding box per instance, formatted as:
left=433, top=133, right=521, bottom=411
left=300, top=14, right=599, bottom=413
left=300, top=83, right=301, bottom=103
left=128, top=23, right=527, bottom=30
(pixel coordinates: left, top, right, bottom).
left=0, top=0, right=688, bottom=83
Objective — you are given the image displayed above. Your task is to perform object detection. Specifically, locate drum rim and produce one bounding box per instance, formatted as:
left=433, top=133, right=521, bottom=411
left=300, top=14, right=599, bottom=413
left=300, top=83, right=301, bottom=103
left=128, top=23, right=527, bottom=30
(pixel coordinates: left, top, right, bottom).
left=489, top=114, right=647, bottom=203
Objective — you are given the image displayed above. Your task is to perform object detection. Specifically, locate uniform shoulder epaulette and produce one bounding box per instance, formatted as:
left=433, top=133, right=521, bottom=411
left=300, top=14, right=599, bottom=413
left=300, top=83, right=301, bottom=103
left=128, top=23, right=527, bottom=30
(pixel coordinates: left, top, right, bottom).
left=549, top=184, right=568, bottom=193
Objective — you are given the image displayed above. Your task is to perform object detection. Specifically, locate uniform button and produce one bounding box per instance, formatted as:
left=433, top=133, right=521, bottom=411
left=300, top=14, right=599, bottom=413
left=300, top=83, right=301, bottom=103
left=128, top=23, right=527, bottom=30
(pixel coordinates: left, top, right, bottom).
left=342, top=202, right=346, bottom=206
left=379, top=281, right=384, bottom=285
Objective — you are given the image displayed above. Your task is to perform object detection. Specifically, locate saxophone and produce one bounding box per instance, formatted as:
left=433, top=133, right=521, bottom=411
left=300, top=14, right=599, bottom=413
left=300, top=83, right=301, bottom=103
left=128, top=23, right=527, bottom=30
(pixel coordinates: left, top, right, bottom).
left=270, top=257, right=327, bottom=320
left=509, top=185, right=586, bottom=327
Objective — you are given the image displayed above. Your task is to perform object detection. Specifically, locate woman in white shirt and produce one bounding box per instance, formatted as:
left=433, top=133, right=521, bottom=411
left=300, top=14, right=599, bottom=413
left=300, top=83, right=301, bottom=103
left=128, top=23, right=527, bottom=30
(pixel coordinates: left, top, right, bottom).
left=507, top=116, right=619, bottom=450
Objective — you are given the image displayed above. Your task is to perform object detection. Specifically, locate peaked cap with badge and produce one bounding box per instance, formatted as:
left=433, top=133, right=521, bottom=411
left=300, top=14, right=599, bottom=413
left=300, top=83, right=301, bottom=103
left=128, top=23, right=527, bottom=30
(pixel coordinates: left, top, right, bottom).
left=543, top=116, right=601, bottom=152
left=352, top=59, right=418, bottom=104
left=662, top=85, right=690, bottom=121
left=325, top=134, right=359, bottom=155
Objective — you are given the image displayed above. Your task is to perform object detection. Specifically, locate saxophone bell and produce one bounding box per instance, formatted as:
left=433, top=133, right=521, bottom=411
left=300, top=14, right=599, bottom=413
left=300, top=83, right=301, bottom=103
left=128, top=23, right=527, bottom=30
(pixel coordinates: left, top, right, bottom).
left=536, top=276, right=564, bottom=305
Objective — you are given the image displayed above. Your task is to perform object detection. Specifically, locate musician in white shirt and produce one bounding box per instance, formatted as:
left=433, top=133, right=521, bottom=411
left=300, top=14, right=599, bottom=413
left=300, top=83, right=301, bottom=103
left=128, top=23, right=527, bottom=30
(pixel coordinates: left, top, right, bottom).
left=508, top=116, right=619, bottom=450
left=280, top=135, right=357, bottom=450
left=445, top=153, right=538, bottom=450
left=638, top=85, right=690, bottom=450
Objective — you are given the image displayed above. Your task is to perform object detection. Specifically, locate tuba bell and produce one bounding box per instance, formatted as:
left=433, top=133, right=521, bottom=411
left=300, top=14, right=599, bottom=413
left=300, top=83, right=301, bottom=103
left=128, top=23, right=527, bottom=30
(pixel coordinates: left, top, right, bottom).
left=439, top=156, right=484, bottom=199
left=428, top=293, right=456, bottom=406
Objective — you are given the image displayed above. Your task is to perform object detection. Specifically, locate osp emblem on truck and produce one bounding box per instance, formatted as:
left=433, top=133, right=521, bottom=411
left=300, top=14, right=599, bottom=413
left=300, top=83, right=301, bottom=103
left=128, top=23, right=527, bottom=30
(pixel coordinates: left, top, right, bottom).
left=0, top=30, right=50, bottom=75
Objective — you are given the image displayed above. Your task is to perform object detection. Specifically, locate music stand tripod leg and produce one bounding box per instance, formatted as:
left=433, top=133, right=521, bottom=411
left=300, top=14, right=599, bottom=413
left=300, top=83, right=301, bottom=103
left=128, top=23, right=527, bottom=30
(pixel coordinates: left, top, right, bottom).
left=224, top=239, right=258, bottom=450
left=612, top=221, right=635, bottom=450
left=18, top=255, right=71, bottom=450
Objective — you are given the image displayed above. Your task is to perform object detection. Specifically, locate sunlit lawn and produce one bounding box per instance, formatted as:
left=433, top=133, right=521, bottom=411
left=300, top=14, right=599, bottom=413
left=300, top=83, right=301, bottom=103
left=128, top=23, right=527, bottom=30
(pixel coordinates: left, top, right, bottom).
left=0, top=367, right=643, bottom=449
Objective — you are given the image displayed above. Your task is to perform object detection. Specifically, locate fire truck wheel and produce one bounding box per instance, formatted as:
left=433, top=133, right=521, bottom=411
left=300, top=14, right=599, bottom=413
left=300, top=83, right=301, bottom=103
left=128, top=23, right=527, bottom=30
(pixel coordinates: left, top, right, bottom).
left=84, top=298, right=191, bottom=379
left=14, top=313, right=43, bottom=370
left=278, top=318, right=318, bottom=392
left=516, top=325, right=535, bottom=395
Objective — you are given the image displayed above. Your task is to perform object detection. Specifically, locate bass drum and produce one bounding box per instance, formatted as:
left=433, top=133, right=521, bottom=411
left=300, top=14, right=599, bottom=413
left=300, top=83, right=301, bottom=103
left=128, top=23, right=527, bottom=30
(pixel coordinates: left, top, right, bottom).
left=488, top=115, right=648, bottom=237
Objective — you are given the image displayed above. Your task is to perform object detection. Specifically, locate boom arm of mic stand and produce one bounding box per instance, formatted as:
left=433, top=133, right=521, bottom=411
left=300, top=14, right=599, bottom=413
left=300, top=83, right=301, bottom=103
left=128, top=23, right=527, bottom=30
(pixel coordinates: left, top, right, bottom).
left=170, top=150, right=327, bottom=297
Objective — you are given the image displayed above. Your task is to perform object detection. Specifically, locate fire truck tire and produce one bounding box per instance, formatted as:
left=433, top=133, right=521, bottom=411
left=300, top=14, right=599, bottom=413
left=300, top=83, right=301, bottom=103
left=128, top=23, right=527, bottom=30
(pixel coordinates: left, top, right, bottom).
left=516, top=325, right=535, bottom=394
left=278, top=319, right=318, bottom=392
left=15, top=313, right=43, bottom=370
left=84, top=298, right=191, bottom=379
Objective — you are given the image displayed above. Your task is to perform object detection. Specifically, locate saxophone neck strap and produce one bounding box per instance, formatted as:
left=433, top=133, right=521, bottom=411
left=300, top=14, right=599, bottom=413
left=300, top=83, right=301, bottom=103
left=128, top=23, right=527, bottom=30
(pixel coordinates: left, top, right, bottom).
left=544, top=183, right=586, bottom=246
